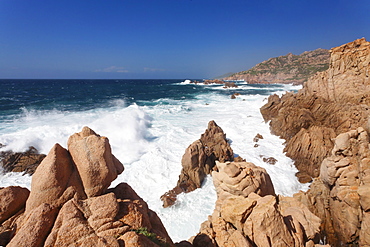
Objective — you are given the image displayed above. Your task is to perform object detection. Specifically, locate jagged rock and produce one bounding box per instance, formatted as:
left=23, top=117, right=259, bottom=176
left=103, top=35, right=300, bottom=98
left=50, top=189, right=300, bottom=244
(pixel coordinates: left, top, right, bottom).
left=0, top=146, right=46, bottom=175
left=253, top=133, right=264, bottom=142
left=296, top=127, right=370, bottom=245
left=0, top=127, right=174, bottom=247
left=161, top=121, right=234, bottom=207
left=194, top=161, right=321, bottom=247
left=67, top=126, right=124, bottom=197
left=260, top=156, right=277, bottom=165
left=304, top=38, right=370, bottom=104
left=260, top=38, right=370, bottom=183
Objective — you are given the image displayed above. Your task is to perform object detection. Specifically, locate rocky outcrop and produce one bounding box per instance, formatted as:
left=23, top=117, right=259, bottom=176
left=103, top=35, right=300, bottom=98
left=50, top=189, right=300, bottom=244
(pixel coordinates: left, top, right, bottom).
left=224, top=48, right=330, bottom=85
left=0, top=186, right=30, bottom=246
left=0, top=146, right=46, bottom=175
left=260, top=38, right=370, bottom=183
left=295, top=127, right=370, bottom=246
left=161, top=121, right=234, bottom=208
left=190, top=80, right=238, bottom=88
left=192, top=161, right=322, bottom=247
left=261, top=38, right=370, bottom=245
left=0, top=127, right=174, bottom=247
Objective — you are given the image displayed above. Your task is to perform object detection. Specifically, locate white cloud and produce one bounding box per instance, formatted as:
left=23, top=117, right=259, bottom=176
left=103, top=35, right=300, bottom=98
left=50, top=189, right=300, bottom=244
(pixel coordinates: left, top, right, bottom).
left=143, top=67, right=166, bottom=72
left=95, top=66, right=129, bottom=73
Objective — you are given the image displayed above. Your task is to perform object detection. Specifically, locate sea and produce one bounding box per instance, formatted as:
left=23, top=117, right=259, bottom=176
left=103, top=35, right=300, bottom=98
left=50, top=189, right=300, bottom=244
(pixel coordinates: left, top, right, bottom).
left=0, top=79, right=309, bottom=242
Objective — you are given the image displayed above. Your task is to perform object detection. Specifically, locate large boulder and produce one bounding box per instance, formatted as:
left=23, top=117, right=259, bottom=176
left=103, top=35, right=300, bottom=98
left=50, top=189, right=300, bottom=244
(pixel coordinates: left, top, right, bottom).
left=161, top=121, right=234, bottom=207
left=67, top=126, right=124, bottom=197
left=193, top=161, right=321, bottom=247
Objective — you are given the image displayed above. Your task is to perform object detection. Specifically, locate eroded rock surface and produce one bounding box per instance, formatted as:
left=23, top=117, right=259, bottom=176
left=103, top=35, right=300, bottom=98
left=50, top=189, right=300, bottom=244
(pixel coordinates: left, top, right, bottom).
left=192, top=161, right=322, bottom=247
left=260, top=38, right=370, bottom=182
left=295, top=127, right=370, bottom=246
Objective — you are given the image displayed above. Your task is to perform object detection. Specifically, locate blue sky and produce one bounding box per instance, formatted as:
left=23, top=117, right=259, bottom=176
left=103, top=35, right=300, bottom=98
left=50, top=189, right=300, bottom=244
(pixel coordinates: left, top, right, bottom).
left=1, top=0, right=369, bottom=79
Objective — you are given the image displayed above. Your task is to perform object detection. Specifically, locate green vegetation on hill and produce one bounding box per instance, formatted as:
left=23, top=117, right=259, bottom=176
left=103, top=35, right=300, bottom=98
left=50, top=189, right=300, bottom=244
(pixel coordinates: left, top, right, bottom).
left=226, top=48, right=330, bottom=84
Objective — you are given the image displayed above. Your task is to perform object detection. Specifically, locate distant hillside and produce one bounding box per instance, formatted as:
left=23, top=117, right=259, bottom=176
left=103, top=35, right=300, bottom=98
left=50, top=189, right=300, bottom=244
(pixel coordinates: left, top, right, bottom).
left=212, top=72, right=235, bottom=79
left=224, top=48, right=330, bottom=85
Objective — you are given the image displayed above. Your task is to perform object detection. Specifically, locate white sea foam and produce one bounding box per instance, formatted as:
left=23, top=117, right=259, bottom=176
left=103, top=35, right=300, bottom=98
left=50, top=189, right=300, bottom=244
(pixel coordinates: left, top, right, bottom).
left=0, top=84, right=309, bottom=242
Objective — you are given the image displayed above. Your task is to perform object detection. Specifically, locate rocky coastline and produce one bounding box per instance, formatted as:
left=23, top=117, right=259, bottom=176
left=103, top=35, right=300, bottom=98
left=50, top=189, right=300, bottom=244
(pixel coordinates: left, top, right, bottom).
left=1, top=38, right=369, bottom=246
left=260, top=38, right=370, bottom=246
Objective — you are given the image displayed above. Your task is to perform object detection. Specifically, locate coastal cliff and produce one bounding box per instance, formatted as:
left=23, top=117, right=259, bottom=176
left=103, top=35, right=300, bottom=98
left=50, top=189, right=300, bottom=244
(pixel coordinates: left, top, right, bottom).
left=260, top=38, right=370, bottom=245
left=224, top=48, right=329, bottom=85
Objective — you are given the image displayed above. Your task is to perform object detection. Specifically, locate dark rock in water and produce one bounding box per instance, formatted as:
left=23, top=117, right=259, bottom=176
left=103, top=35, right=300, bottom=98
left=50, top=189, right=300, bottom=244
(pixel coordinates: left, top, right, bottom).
left=231, top=93, right=240, bottom=99
left=0, top=146, right=46, bottom=175
left=161, top=120, right=235, bottom=208
left=253, top=133, right=264, bottom=142
left=260, top=156, right=277, bottom=165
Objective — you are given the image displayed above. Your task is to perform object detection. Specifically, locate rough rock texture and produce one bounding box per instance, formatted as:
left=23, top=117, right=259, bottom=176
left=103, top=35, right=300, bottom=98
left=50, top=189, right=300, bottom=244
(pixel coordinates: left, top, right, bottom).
left=0, top=186, right=30, bottom=245
left=0, top=146, right=46, bottom=175
left=224, top=48, right=330, bottom=85
left=260, top=38, right=370, bottom=246
left=193, top=161, right=322, bottom=247
left=260, top=38, right=370, bottom=182
left=161, top=120, right=234, bottom=208
left=295, top=127, right=370, bottom=246
left=0, top=127, right=174, bottom=247
left=68, top=126, right=124, bottom=197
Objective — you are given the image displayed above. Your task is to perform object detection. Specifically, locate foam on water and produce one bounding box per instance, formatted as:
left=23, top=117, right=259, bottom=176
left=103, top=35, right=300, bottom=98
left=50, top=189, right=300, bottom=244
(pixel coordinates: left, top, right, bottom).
left=0, top=83, right=308, bottom=242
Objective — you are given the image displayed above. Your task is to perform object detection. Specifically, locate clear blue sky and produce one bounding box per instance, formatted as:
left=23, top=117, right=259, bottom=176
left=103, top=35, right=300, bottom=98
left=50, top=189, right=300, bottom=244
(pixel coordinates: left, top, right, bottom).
left=1, top=0, right=369, bottom=79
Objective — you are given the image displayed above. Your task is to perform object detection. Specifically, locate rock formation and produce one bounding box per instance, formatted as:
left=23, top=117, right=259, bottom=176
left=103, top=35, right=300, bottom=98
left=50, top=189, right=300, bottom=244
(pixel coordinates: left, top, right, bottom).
left=295, top=127, right=370, bottom=246
left=0, top=146, right=46, bottom=175
left=160, top=120, right=234, bottom=208
left=224, top=48, right=330, bottom=85
left=261, top=38, right=370, bottom=245
left=190, top=161, right=323, bottom=247
left=260, top=38, right=370, bottom=183
left=0, top=127, right=174, bottom=247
